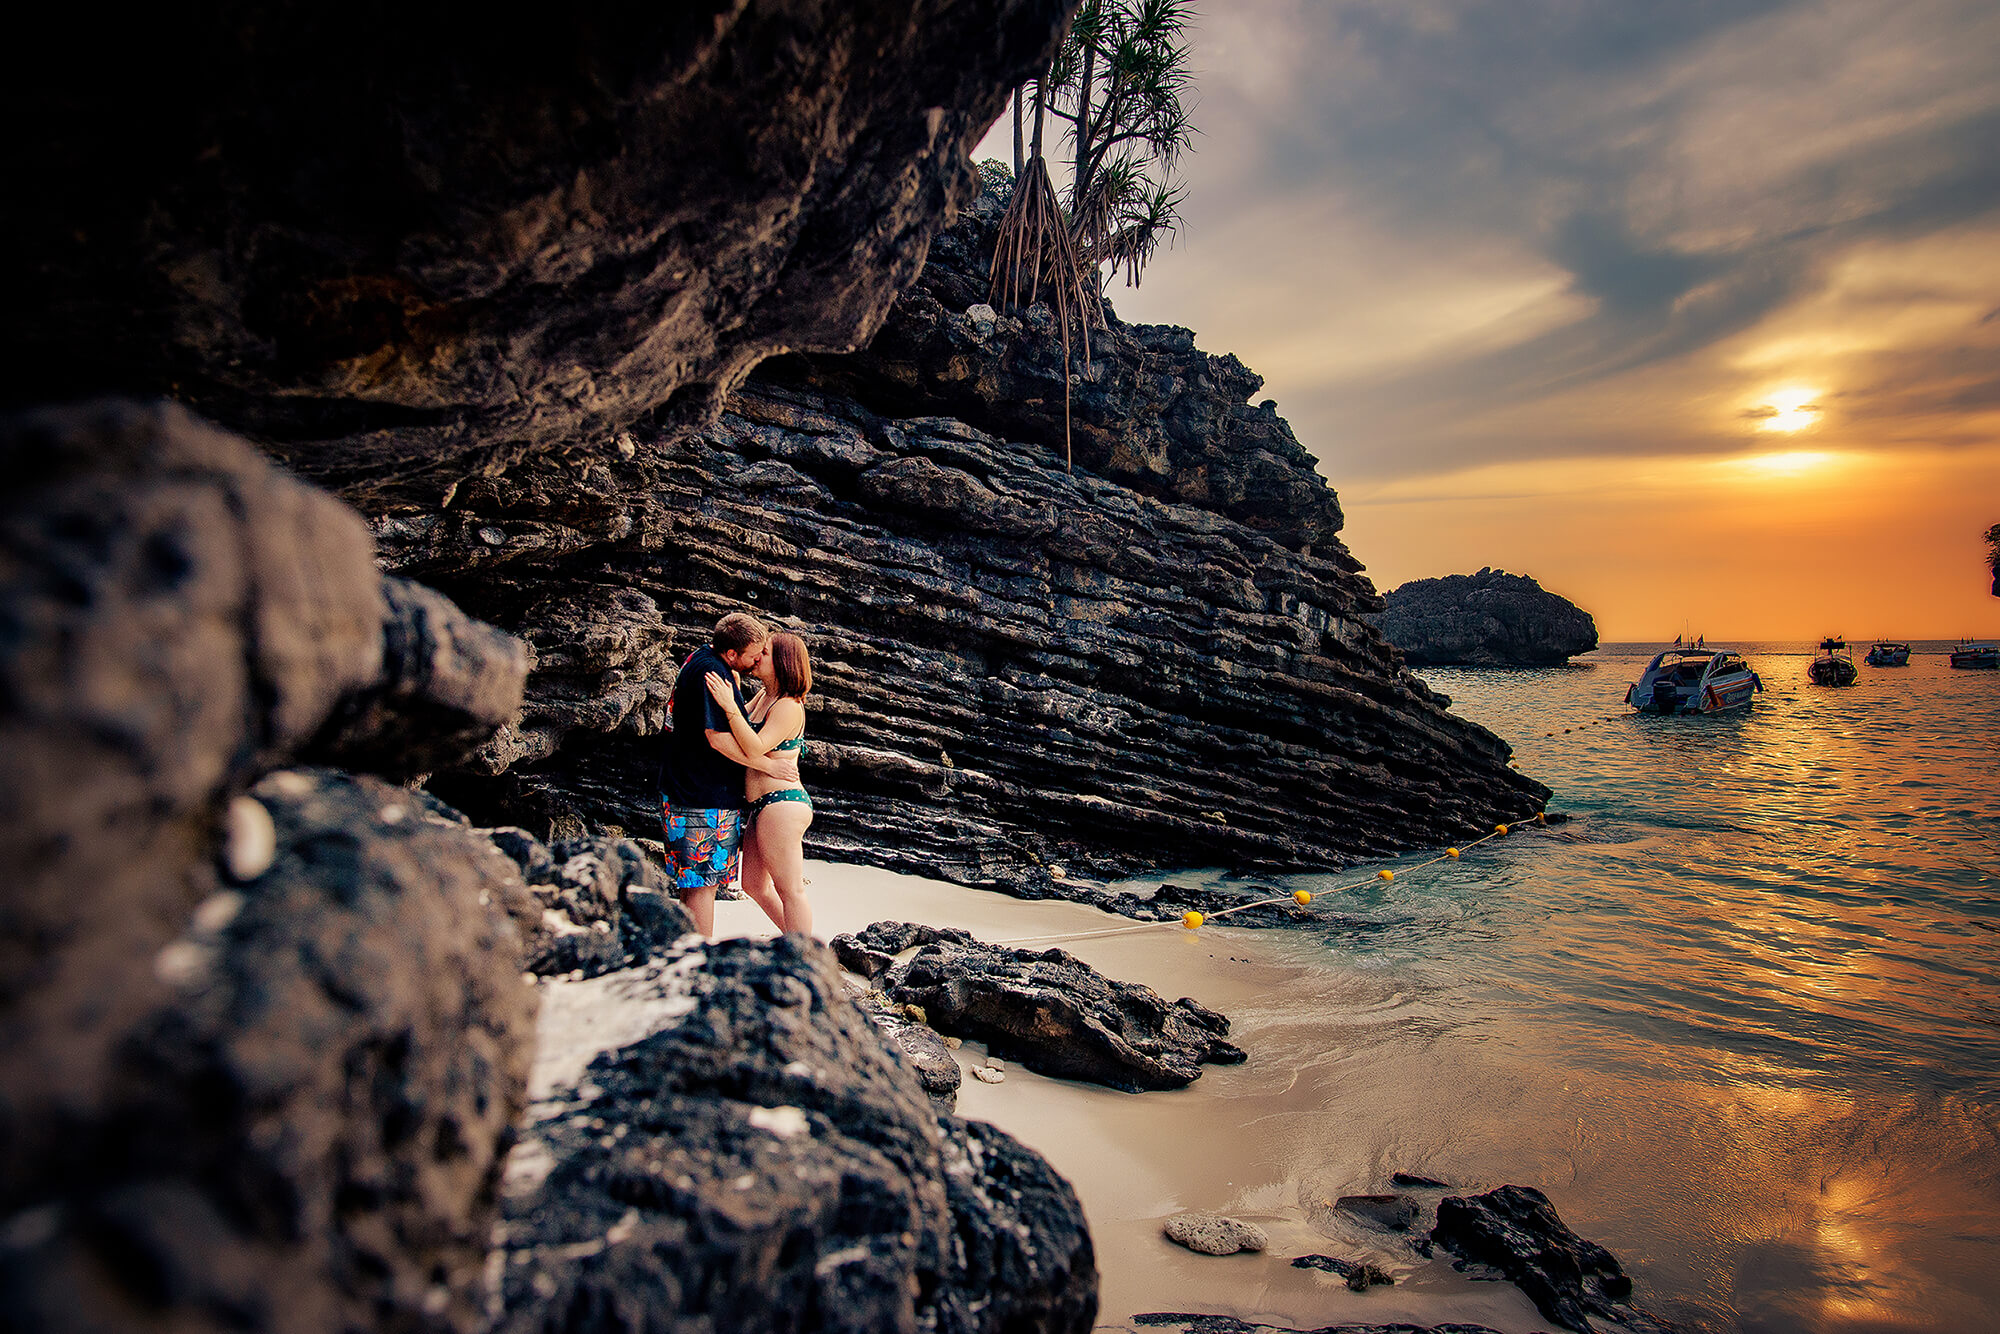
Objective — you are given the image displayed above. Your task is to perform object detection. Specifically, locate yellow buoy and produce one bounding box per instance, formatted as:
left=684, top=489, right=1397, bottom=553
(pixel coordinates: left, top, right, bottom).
left=1377, top=869, right=1394, bottom=882
left=1293, top=889, right=1312, bottom=905
left=1182, top=910, right=1204, bottom=930
left=1446, top=847, right=1460, bottom=859
left=1534, top=812, right=1547, bottom=824
left=1495, top=823, right=1510, bottom=835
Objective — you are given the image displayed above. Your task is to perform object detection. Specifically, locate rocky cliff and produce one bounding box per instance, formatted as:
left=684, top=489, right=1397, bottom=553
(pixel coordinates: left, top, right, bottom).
left=383, top=176, right=1549, bottom=884
left=1, top=6, right=1089, bottom=1332
left=1373, top=569, right=1599, bottom=667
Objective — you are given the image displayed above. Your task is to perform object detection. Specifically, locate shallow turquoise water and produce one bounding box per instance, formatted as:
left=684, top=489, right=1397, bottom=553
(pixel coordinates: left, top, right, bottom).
left=1151, top=642, right=2000, bottom=1332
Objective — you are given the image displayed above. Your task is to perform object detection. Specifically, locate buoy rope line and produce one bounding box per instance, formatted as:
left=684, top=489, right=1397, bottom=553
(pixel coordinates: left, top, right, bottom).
left=1534, top=713, right=1630, bottom=739
left=988, top=816, right=1544, bottom=947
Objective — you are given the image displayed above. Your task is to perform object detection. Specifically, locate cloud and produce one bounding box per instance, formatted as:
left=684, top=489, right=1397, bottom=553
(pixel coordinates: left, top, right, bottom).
left=1107, top=0, right=2000, bottom=482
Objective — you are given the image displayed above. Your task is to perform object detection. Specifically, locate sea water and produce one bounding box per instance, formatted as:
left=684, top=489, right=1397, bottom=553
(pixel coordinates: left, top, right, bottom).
left=1146, top=642, right=2000, bottom=1333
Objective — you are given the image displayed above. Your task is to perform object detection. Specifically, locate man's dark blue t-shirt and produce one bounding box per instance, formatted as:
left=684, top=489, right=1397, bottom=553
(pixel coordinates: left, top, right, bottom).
left=659, top=646, right=750, bottom=809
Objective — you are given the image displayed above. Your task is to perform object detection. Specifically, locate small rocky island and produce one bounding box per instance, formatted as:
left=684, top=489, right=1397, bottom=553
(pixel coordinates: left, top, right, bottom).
left=1372, top=569, right=1599, bottom=666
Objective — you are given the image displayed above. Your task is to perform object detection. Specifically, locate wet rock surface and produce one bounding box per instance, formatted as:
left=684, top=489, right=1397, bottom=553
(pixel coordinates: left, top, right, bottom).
left=1337, top=1193, right=1420, bottom=1232
left=1291, top=1254, right=1397, bottom=1291
left=1373, top=569, right=1599, bottom=667
left=0, top=768, right=535, bottom=1334
left=1432, top=1185, right=1680, bottom=1334
left=851, top=924, right=1244, bottom=1092
left=1163, top=1213, right=1268, bottom=1256
left=499, top=934, right=1095, bottom=1334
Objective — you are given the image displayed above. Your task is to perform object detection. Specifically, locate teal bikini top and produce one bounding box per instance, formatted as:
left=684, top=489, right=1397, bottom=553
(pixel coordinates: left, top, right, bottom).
left=756, top=711, right=806, bottom=756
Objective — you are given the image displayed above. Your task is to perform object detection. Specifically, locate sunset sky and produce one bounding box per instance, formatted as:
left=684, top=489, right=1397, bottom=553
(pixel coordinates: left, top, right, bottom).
left=977, top=0, right=2000, bottom=640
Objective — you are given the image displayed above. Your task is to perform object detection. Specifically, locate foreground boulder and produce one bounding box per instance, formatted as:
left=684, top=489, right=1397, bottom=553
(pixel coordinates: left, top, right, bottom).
left=0, top=402, right=529, bottom=1247
left=0, top=769, right=536, bottom=1333
left=1373, top=569, right=1599, bottom=666
left=844, top=923, right=1245, bottom=1092
left=1432, top=1185, right=1679, bottom=1334
left=498, top=934, right=1095, bottom=1333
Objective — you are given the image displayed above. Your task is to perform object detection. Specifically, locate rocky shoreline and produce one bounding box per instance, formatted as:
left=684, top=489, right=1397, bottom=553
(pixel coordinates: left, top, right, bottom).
left=3, top=5, right=1626, bottom=1332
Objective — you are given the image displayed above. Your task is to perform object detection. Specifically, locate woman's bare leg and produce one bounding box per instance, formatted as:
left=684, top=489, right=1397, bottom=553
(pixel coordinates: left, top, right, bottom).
left=737, top=824, right=787, bottom=931
left=758, top=803, right=815, bottom=937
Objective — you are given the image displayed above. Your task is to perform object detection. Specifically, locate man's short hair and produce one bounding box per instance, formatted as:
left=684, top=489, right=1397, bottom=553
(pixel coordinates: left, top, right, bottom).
left=713, top=612, right=768, bottom=656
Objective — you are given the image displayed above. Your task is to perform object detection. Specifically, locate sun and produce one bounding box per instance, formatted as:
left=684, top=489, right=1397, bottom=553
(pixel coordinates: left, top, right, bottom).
left=1754, top=387, right=1823, bottom=433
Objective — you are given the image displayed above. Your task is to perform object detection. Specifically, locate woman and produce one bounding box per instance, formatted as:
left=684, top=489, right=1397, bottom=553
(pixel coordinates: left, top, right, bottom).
left=705, top=630, right=815, bottom=936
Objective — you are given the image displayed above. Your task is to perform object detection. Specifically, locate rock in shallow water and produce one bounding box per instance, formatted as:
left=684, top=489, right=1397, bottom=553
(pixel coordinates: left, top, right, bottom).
left=1432, top=1185, right=1681, bottom=1334
left=1162, top=1213, right=1268, bottom=1256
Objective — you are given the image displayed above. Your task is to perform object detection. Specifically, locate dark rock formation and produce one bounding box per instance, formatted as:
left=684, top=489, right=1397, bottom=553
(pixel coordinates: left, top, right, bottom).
left=1291, top=1255, right=1396, bottom=1291
left=0, top=768, right=536, bottom=1334
left=490, top=830, right=700, bottom=979
left=854, top=989, right=966, bottom=1113
left=499, top=933, right=1095, bottom=1334
left=779, top=175, right=1346, bottom=547
left=3, top=1, right=1076, bottom=510
left=1373, top=569, right=1598, bottom=666
left=1432, top=1185, right=1678, bottom=1334
left=0, top=401, right=530, bottom=1226
left=389, top=190, right=1549, bottom=881
left=856, top=925, right=1245, bottom=1092
left=305, top=576, right=531, bottom=781
left=832, top=920, right=980, bottom=979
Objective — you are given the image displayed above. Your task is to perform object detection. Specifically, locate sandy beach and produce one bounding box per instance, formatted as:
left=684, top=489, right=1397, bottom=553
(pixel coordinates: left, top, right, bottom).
left=713, top=859, right=1554, bottom=1333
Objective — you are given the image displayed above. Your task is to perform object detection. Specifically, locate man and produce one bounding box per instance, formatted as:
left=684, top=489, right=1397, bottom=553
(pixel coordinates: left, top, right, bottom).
left=659, top=611, right=792, bottom=934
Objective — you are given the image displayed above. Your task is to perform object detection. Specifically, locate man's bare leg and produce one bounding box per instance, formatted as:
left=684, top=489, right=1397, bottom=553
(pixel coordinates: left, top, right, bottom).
left=737, top=832, right=787, bottom=931
left=678, top=883, right=717, bottom=937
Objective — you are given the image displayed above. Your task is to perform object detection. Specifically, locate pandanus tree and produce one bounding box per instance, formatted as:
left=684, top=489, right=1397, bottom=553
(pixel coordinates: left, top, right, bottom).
left=991, top=0, right=1196, bottom=466
left=1985, top=522, right=1999, bottom=596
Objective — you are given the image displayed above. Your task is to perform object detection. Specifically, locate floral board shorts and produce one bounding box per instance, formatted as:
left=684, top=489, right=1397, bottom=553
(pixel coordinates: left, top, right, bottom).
left=660, top=801, right=743, bottom=893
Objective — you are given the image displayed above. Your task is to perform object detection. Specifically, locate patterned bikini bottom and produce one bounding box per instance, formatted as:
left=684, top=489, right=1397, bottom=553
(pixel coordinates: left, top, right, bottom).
left=744, top=787, right=812, bottom=829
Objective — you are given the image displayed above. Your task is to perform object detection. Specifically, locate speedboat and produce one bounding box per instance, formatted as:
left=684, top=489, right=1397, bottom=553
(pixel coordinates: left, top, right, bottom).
left=1626, top=647, right=1762, bottom=714
left=1809, top=637, right=1858, bottom=686
left=1950, top=640, right=1999, bottom=669
left=1865, top=641, right=1910, bottom=666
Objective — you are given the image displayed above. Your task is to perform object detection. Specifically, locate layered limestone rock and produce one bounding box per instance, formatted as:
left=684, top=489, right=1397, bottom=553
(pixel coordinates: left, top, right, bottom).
left=386, top=179, right=1548, bottom=884
left=1373, top=568, right=1600, bottom=667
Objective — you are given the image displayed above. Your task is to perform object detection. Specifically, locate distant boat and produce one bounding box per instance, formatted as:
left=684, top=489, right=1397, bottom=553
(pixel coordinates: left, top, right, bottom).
left=1626, top=647, right=1762, bottom=714
left=1949, top=640, right=1999, bottom=670
left=1865, top=640, right=1911, bottom=667
left=1809, top=637, right=1858, bottom=686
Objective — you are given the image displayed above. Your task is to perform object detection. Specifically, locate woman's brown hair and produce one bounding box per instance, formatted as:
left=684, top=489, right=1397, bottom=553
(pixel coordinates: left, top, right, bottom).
left=769, top=631, right=812, bottom=699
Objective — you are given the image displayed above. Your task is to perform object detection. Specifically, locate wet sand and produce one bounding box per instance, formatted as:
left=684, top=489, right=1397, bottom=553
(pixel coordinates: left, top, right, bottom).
left=713, top=859, right=1552, bottom=1333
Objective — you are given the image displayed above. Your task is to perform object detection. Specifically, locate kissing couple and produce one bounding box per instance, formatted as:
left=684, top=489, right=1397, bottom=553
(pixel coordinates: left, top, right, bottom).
left=656, top=612, right=816, bottom=938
